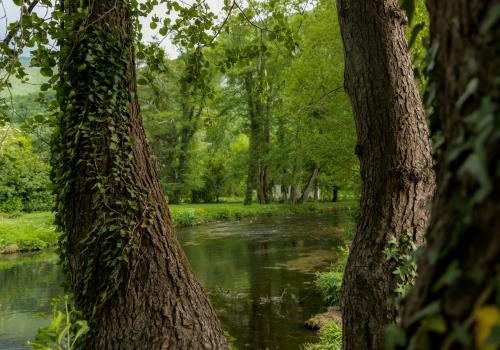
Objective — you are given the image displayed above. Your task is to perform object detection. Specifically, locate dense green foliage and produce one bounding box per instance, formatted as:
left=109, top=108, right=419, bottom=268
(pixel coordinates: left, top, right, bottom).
left=0, top=127, right=52, bottom=212
left=0, top=212, right=58, bottom=252
left=314, top=246, right=349, bottom=305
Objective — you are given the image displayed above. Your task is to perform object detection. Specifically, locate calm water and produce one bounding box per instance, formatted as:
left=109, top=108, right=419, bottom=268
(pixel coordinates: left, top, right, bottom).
left=0, top=213, right=349, bottom=349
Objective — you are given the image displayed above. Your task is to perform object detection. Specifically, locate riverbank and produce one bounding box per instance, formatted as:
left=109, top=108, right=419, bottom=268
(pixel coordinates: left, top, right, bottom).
left=0, top=201, right=355, bottom=253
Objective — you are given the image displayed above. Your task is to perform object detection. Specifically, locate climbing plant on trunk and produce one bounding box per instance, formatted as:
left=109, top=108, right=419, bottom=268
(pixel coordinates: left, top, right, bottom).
left=397, top=1, right=500, bottom=348
left=51, top=1, right=228, bottom=348
left=335, top=0, right=435, bottom=349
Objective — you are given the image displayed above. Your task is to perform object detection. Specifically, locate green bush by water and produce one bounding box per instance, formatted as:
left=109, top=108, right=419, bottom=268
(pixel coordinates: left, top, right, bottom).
left=303, top=322, right=342, bottom=350
left=313, top=246, right=349, bottom=305
left=314, top=271, right=343, bottom=305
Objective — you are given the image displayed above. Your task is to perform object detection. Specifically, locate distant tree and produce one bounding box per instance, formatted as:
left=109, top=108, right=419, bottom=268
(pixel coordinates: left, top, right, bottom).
left=0, top=127, right=51, bottom=212
left=335, top=0, right=435, bottom=348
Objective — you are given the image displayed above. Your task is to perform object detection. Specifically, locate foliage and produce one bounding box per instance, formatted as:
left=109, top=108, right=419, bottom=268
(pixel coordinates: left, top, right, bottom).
left=0, top=127, right=52, bottom=212
left=314, top=245, right=349, bottom=305
left=0, top=212, right=58, bottom=252
left=314, top=271, right=343, bottom=306
left=383, top=232, right=417, bottom=301
left=303, top=322, right=342, bottom=350
left=29, top=295, right=89, bottom=350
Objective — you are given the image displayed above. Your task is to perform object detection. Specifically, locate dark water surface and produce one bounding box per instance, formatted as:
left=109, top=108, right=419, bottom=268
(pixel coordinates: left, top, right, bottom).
left=0, top=213, right=349, bottom=349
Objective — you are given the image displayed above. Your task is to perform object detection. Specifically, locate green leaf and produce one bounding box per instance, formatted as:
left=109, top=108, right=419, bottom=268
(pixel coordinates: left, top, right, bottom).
left=408, top=301, right=441, bottom=326
left=384, top=324, right=407, bottom=350
left=480, top=4, right=500, bottom=34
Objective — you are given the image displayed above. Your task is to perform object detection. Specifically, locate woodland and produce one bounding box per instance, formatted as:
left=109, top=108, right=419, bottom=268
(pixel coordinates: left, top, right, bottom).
left=0, top=0, right=498, bottom=349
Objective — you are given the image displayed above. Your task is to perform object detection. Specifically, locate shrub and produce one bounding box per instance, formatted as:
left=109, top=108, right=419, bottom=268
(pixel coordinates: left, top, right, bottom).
left=314, top=271, right=343, bottom=305
left=175, top=209, right=199, bottom=226
left=303, top=322, right=342, bottom=350
left=0, top=127, right=52, bottom=212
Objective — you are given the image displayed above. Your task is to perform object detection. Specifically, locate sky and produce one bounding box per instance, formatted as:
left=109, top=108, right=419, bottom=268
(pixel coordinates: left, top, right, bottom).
left=0, top=0, right=225, bottom=58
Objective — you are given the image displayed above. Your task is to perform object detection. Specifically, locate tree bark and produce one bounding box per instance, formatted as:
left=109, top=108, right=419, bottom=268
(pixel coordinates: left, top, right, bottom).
left=401, top=1, right=500, bottom=348
left=335, top=1, right=435, bottom=349
left=300, top=164, right=320, bottom=204
left=55, top=2, right=228, bottom=349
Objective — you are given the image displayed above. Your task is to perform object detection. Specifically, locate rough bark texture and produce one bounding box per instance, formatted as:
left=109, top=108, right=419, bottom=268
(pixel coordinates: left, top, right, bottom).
left=335, top=1, right=435, bottom=349
left=60, top=2, right=229, bottom=349
left=401, top=1, right=500, bottom=348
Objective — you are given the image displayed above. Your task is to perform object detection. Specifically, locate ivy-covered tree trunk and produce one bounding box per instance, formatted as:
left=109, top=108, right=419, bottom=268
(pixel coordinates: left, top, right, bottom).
left=401, top=1, right=500, bottom=348
left=53, top=2, right=229, bottom=349
left=335, top=0, right=435, bottom=349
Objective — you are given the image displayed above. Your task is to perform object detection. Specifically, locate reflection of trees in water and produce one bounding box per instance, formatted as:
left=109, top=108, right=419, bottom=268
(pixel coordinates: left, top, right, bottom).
left=0, top=259, right=63, bottom=313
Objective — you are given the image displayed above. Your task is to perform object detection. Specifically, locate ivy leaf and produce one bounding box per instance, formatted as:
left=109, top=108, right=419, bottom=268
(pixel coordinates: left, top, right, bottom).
left=408, top=301, right=441, bottom=326
left=480, top=4, right=500, bottom=34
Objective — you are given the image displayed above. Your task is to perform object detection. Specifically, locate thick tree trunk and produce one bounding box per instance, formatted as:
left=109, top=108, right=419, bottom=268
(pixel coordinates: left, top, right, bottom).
left=300, top=164, right=320, bottom=204
left=336, top=1, right=435, bottom=349
left=401, top=1, right=500, bottom=348
left=55, top=2, right=228, bottom=349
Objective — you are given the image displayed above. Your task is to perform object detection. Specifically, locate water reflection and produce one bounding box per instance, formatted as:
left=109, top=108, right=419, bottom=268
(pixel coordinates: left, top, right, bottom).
left=0, top=252, right=63, bottom=349
left=178, top=214, right=347, bottom=349
left=0, top=213, right=349, bottom=349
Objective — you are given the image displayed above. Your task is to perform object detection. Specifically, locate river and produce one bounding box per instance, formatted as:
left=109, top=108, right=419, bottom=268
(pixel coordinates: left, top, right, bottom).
left=0, top=213, right=349, bottom=349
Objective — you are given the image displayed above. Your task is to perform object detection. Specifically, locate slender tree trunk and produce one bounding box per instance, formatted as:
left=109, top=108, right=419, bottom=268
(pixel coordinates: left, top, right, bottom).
left=54, top=2, right=228, bottom=349
left=290, top=185, right=297, bottom=205
left=313, top=180, right=320, bottom=202
left=401, top=1, right=500, bottom=348
left=244, top=72, right=260, bottom=205
left=171, top=80, right=204, bottom=204
left=332, top=185, right=338, bottom=203
left=300, top=164, right=320, bottom=204
left=336, top=1, right=435, bottom=348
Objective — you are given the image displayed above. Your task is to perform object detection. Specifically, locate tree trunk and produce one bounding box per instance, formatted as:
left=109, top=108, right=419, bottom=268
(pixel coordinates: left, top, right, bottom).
left=332, top=186, right=338, bottom=203
left=313, top=180, right=320, bottom=202
left=290, top=185, right=297, bottom=205
left=54, top=2, right=228, bottom=349
left=300, top=164, right=320, bottom=204
left=336, top=1, right=435, bottom=349
left=401, top=1, right=500, bottom=348
left=243, top=72, right=260, bottom=205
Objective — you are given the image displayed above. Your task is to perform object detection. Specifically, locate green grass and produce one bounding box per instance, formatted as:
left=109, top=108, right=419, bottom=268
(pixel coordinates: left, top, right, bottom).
left=0, top=201, right=355, bottom=253
left=0, top=212, right=58, bottom=253
left=303, top=322, right=342, bottom=350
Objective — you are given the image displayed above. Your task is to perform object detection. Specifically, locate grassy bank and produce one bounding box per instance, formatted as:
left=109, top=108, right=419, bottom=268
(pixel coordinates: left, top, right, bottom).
left=0, top=201, right=355, bottom=253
